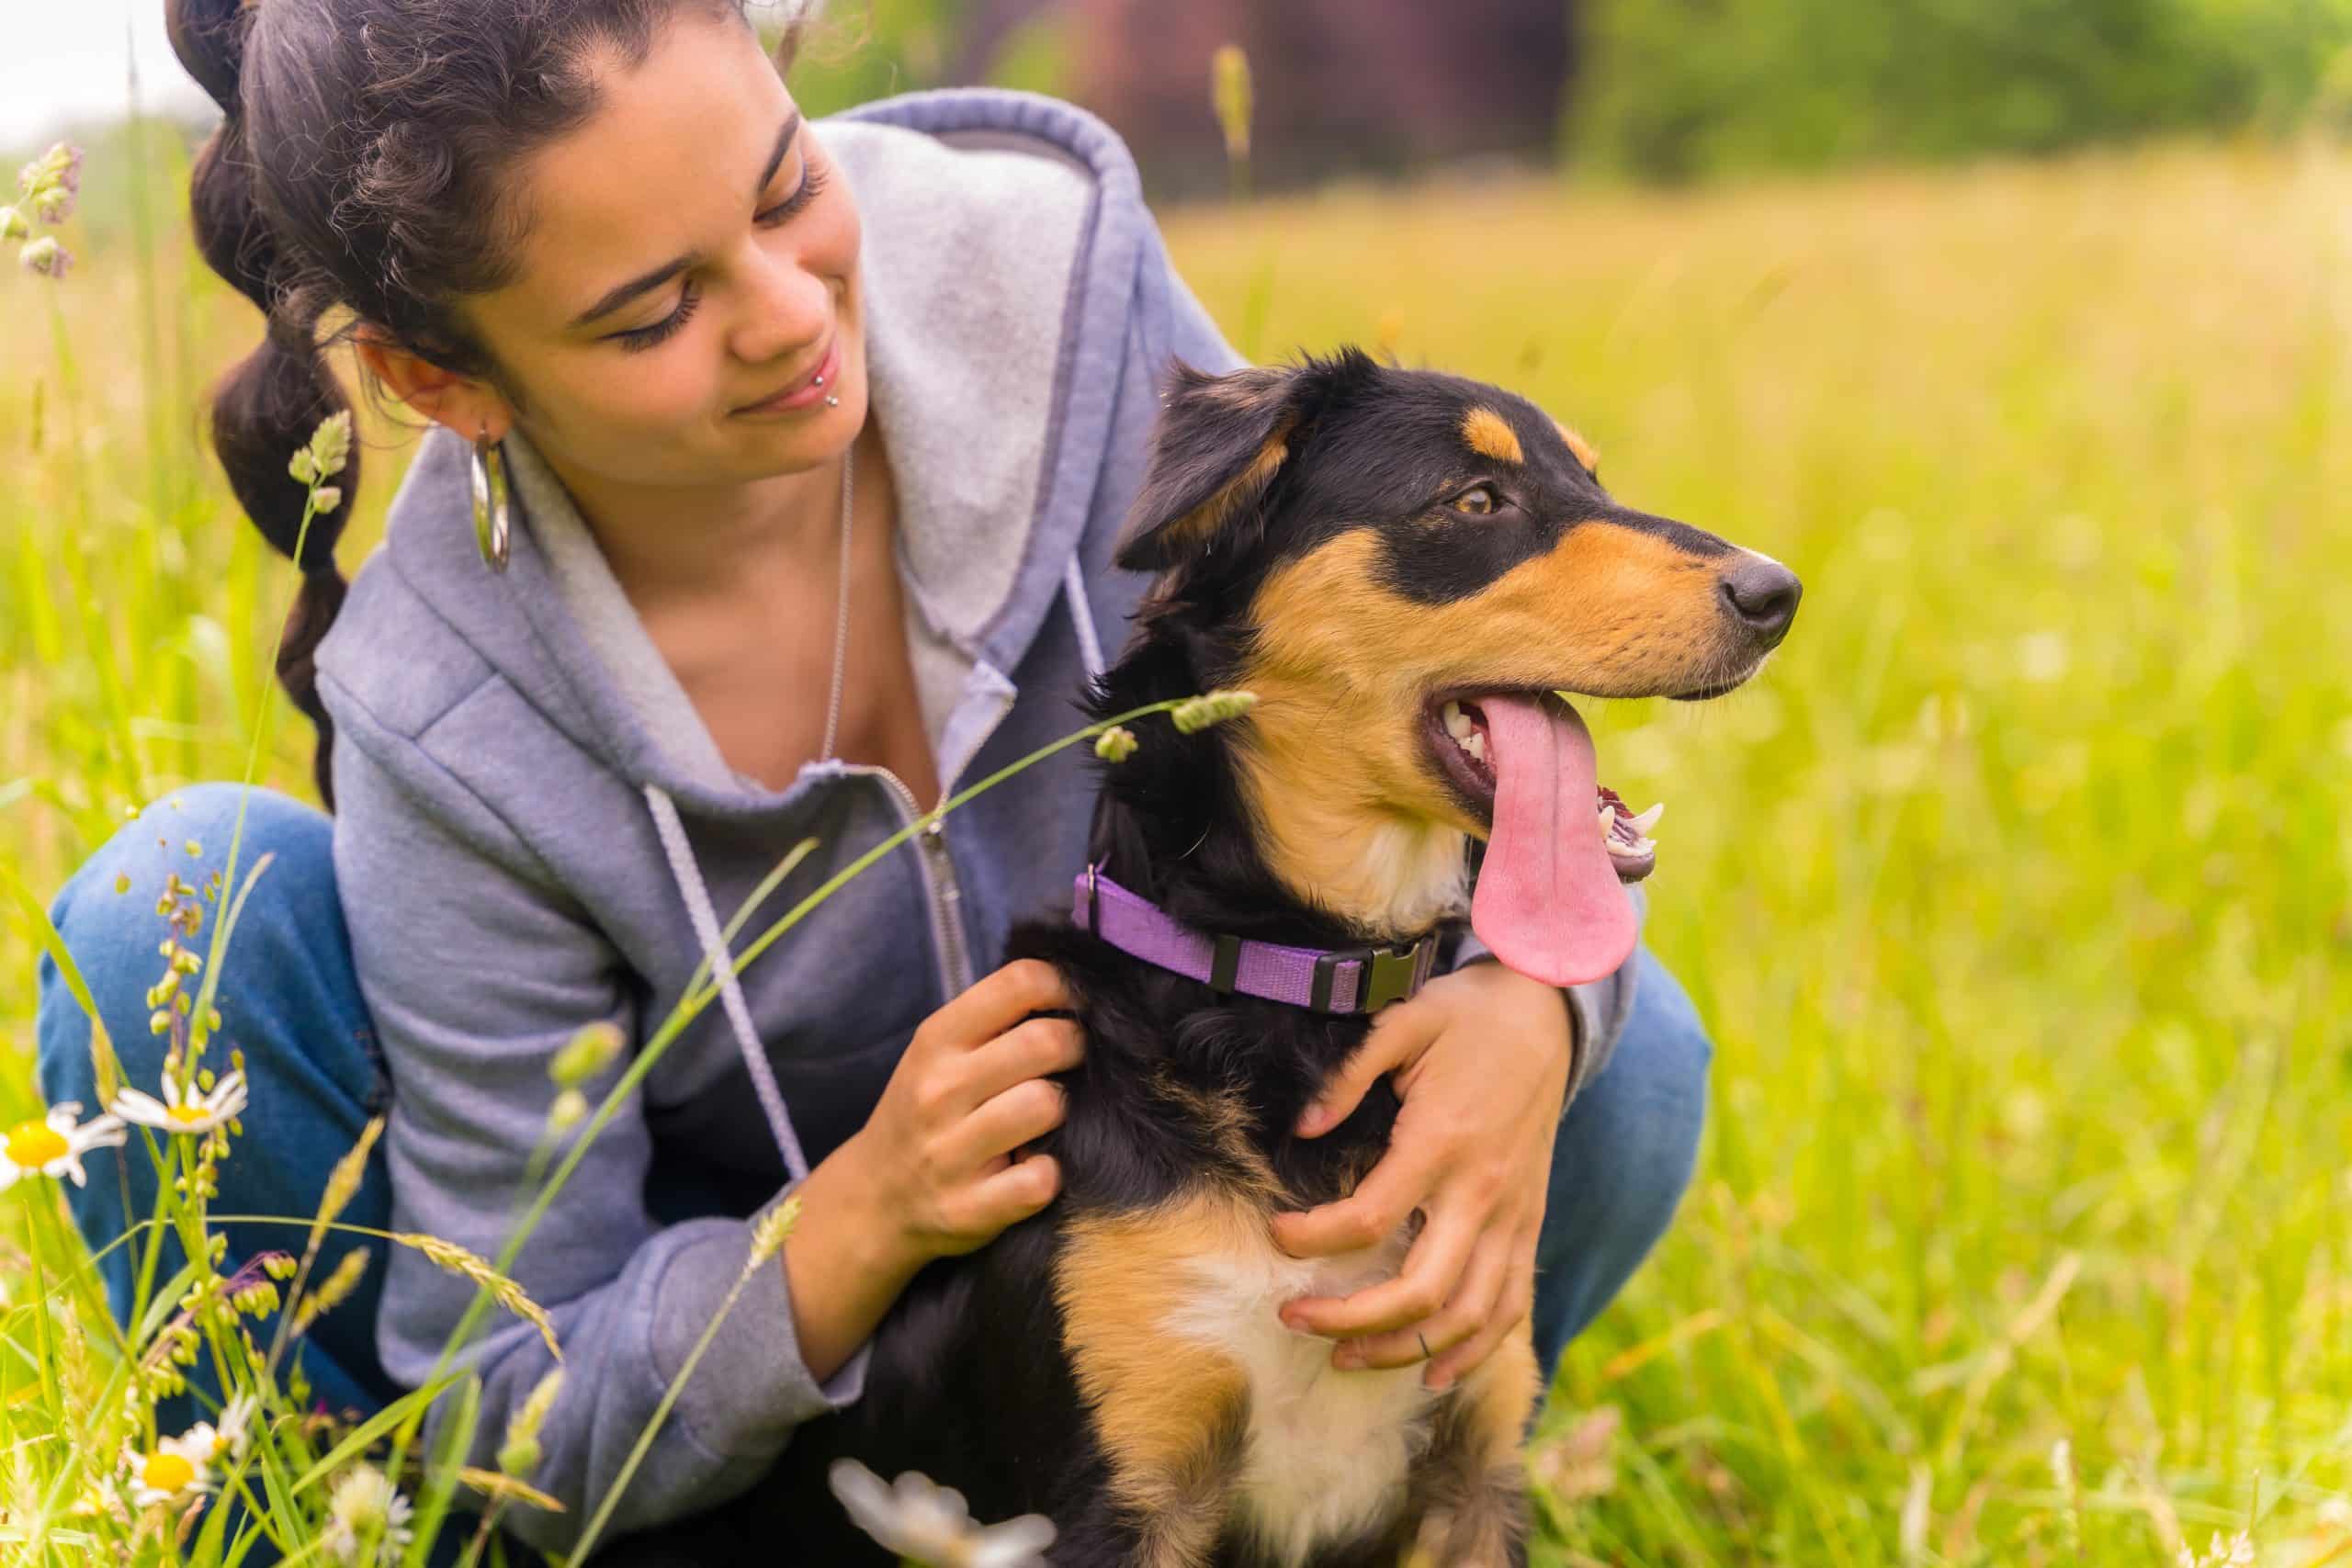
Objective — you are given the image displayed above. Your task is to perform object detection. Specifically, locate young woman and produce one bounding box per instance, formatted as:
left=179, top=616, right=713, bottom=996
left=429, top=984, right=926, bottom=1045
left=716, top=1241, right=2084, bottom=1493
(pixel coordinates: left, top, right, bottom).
left=36, top=0, right=1713, bottom=1554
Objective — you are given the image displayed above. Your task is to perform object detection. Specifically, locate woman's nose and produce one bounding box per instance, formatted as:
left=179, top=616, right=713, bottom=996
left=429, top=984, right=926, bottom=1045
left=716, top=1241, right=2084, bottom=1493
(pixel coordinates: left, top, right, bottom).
left=728, top=244, right=831, bottom=367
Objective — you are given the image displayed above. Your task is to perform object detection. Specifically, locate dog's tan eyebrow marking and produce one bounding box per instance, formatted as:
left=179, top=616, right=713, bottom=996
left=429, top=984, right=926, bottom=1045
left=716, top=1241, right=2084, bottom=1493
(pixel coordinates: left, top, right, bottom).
left=1461, top=407, right=1523, bottom=466
left=1555, top=421, right=1600, bottom=475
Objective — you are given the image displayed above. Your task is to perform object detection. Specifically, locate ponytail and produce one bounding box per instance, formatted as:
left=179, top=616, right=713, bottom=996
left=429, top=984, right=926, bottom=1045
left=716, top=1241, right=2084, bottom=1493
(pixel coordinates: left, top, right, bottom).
left=173, top=0, right=356, bottom=807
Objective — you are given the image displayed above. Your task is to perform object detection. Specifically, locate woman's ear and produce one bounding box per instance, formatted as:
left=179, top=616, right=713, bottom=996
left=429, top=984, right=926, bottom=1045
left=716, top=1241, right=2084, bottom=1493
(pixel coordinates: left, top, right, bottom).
left=355, top=329, right=514, bottom=442
left=1115, top=361, right=1307, bottom=574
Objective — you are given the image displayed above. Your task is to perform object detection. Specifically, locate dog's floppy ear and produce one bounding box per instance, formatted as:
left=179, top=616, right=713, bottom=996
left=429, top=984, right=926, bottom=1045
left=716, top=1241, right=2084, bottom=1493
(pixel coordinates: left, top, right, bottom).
left=1115, top=362, right=1306, bottom=573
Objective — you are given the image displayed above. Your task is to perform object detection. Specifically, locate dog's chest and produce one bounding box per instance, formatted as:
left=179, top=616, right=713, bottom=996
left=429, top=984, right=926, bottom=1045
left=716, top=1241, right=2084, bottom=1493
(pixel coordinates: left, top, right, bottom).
left=1163, top=1230, right=1438, bottom=1565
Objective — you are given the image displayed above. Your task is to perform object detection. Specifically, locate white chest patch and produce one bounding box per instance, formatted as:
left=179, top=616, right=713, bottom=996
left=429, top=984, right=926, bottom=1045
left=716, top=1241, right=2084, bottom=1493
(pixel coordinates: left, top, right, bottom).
left=1162, top=1230, right=1439, bottom=1566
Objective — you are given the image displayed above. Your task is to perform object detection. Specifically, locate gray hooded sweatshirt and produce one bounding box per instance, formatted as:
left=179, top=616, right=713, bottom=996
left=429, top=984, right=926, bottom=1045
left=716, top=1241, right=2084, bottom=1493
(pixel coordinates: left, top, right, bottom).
left=313, top=90, right=1639, bottom=1554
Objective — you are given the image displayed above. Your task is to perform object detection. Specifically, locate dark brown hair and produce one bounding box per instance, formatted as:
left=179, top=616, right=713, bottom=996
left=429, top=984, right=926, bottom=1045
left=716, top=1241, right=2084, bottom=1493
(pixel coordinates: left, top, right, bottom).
left=167, top=0, right=793, bottom=805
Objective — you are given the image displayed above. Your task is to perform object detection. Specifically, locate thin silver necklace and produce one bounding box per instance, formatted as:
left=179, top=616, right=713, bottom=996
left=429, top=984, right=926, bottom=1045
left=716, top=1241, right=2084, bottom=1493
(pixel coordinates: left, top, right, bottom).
left=819, top=446, right=853, bottom=762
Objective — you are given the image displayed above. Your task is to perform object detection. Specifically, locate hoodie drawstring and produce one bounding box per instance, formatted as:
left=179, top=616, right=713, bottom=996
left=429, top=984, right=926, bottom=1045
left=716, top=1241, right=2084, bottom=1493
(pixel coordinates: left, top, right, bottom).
left=645, top=784, right=811, bottom=1185
left=1063, top=556, right=1107, bottom=681
left=637, top=557, right=1103, bottom=1188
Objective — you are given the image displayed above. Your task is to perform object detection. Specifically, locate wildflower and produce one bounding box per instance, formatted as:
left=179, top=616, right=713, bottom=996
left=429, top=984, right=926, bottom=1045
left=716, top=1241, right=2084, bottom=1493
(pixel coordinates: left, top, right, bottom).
left=0, top=206, right=27, bottom=242
left=1170, top=689, right=1258, bottom=734
left=120, top=1425, right=219, bottom=1509
left=110, top=1069, right=248, bottom=1135
left=19, top=235, right=73, bottom=279
left=311, top=485, right=344, bottom=515
left=324, top=1463, right=415, bottom=1562
left=828, top=1461, right=1055, bottom=1568
left=549, top=1019, right=625, bottom=1088
left=1093, top=726, right=1138, bottom=762
left=17, top=142, right=84, bottom=204
left=1, top=1102, right=128, bottom=1190
left=209, top=1393, right=260, bottom=1462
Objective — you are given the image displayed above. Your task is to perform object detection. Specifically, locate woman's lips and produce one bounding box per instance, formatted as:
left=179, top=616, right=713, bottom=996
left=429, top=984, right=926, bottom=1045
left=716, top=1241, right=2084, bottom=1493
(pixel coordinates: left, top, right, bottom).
left=735, top=335, right=841, bottom=416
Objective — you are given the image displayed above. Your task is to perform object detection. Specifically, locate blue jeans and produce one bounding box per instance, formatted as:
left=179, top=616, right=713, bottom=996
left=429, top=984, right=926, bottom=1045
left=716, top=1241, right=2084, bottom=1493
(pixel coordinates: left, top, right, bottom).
left=39, top=785, right=1710, bottom=1423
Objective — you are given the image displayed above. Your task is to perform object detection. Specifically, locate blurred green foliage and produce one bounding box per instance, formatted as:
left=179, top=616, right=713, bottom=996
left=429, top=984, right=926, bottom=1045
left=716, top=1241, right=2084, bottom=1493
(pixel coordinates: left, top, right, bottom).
left=1575, top=0, right=2352, bottom=178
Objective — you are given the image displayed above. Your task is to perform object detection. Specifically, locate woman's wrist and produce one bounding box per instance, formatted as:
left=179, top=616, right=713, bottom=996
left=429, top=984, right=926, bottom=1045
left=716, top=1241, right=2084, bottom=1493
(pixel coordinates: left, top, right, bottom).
left=775, top=1133, right=930, bottom=1382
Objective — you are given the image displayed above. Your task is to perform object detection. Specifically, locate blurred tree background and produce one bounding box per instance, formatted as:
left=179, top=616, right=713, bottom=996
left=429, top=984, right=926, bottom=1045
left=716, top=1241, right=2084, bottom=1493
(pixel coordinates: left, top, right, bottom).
left=772, top=0, right=2352, bottom=191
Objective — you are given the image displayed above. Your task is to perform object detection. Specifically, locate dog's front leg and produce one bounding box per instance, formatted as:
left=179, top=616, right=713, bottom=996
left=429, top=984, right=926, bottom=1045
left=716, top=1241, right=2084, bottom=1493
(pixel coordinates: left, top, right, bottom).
left=1400, top=1326, right=1541, bottom=1567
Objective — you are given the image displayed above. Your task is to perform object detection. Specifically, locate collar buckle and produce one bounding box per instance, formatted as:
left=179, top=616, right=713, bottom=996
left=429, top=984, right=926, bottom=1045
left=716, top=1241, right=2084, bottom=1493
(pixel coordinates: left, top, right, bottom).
left=1310, top=937, right=1433, bottom=1014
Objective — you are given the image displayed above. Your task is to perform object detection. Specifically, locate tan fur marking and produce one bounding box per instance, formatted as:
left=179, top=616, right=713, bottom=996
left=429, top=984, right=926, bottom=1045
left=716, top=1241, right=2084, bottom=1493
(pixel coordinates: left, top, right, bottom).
left=1148, top=1071, right=1283, bottom=1203
left=1555, top=422, right=1601, bottom=475
left=1231, top=525, right=1732, bottom=927
left=1162, top=421, right=1294, bottom=557
left=1057, top=1197, right=1256, bottom=1562
left=1461, top=407, right=1524, bottom=466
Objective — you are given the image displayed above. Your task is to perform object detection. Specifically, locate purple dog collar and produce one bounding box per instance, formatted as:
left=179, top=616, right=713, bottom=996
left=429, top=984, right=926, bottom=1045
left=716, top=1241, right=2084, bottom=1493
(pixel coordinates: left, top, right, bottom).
left=1072, top=865, right=1441, bottom=1014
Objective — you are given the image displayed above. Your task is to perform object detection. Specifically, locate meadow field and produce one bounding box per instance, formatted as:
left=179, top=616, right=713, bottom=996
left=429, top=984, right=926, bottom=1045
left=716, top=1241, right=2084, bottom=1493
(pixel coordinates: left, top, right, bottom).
left=5, top=129, right=2352, bottom=1563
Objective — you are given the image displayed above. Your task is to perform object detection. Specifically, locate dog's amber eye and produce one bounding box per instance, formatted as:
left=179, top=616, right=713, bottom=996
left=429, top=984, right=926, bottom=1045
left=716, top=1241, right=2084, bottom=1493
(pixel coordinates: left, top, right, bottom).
left=1451, top=483, right=1502, bottom=517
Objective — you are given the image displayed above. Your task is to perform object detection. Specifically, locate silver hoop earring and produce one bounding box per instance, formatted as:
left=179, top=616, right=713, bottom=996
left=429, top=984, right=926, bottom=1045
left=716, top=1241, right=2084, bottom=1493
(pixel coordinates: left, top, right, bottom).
left=471, top=427, right=511, bottom=572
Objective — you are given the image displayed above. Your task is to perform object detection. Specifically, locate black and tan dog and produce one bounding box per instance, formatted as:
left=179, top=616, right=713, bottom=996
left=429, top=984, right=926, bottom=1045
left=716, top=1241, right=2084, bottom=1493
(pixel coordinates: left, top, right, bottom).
left=670, top=349, right=1797, bottom=1566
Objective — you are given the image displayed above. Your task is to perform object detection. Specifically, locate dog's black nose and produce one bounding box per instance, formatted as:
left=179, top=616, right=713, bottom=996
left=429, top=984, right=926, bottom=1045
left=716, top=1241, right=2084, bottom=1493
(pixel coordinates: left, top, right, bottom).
left=1720, top=558, right=1802, bottom=643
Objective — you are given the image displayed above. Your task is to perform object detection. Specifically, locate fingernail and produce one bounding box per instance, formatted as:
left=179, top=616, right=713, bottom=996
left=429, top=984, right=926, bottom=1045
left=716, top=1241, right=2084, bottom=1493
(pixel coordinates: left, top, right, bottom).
left=1333, top=1349, right=1363, bottom=1371
left=1424, top=1368, right=1451, bottom=1392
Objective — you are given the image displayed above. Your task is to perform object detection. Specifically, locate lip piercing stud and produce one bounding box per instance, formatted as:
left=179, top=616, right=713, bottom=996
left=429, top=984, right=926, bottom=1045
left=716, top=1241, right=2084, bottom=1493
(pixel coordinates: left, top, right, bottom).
left=824, top=395, right=840, bottom=408
left=812, top=373, right=825, bottom=387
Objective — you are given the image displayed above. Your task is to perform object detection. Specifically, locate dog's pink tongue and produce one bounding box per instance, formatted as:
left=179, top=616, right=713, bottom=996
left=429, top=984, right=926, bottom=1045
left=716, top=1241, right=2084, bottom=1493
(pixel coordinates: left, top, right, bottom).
left=1470, top=695, right=1639, bottom=987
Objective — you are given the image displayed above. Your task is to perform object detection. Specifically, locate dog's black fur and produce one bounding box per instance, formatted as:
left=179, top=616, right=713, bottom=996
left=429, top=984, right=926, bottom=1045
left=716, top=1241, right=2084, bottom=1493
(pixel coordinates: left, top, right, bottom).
left=602, top=350, right=1796, bottom=1567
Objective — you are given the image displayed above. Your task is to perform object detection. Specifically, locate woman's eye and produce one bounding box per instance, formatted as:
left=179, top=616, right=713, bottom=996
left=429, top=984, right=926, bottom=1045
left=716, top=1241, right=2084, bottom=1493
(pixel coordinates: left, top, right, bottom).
left=612, top=281, right=702, bottom=353
left=1452, top=483, right=1503, bottom=516
left=756, top=159, right=829, bottom=227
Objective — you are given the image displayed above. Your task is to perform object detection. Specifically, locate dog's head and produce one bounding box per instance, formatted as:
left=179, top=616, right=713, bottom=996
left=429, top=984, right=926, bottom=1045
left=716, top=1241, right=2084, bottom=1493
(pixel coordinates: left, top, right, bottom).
left=1118, top=350, right=1799, bottom=985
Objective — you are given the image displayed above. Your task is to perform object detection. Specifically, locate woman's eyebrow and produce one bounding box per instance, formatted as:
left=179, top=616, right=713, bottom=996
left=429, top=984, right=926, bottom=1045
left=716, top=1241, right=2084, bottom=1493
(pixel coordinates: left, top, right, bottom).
left=568, top=111, right=805, bottom=330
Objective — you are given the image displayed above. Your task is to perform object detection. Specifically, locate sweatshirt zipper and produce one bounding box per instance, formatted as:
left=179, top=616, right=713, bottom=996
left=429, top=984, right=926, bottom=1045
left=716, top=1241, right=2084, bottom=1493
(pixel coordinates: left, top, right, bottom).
left=861, top=765, right=976, bottom=999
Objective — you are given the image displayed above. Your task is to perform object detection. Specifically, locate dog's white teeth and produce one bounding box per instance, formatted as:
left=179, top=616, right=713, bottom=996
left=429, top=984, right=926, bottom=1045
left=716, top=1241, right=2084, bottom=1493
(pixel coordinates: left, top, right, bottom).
left=1442, top=701, right=1474, bottom=739
left=1463, top=731, right=1486, bottom=761
left=1606, top=836, right=1656, bottom=860
left=1629, top=802, right=1665, bottom=835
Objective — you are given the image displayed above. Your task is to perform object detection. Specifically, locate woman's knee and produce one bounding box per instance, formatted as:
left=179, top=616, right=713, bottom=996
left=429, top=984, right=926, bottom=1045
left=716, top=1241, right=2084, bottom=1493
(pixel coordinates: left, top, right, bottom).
left=38, top=784, right=359, bottom=1109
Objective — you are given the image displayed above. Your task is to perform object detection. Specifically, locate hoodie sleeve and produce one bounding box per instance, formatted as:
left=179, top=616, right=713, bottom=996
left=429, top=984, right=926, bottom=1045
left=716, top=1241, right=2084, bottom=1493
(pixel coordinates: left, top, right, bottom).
left=329, top=723, right=861, bottom=1555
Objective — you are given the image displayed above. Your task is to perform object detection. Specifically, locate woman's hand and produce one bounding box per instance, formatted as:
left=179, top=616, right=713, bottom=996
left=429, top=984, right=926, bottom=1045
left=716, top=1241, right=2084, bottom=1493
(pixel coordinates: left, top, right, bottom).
left=1271, top=962, right=1573, bottom=1391
left=786, top=959, right=1081, bottom=1379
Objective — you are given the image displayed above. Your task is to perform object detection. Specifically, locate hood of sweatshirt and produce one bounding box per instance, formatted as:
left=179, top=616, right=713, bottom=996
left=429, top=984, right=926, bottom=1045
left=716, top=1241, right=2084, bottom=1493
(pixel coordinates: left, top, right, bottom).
left=344, top=91, right=1144, bottom=817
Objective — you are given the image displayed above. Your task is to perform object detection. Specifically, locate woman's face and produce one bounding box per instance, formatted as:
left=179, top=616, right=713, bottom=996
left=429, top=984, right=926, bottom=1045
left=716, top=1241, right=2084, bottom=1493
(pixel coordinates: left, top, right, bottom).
left=457, top=13, right=865, bottom=491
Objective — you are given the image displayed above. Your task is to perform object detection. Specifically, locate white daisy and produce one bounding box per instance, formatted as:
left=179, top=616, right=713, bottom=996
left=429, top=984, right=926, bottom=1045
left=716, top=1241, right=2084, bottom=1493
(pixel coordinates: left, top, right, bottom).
left=110, top=1069, right=248, bottom=1136
left=0, top=1102, right=128, bottom=1190
left=828, top=1461, right=1056, bottom=1568
left=325, top=1463, right=414, bottom=1562
left=120, top=1427, right=216, bottom=1508
left=209, top=1393, right=260, bottom=1463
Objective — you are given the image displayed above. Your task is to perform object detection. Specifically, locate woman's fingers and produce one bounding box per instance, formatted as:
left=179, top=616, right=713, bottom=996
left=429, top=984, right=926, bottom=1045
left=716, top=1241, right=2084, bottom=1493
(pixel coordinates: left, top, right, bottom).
left=1272, top=1129, right=1445, bottom=1260
left=919, top=958, right=1073, bottom=1053
left=957, top=1015, right=1084, bottom=1108
left=1282, top=1189, right=1480, bottom=1339
left=950, top=1152, right=1060, bottom=1242
left=1329, top=1212, right=1516, bottom=1372
left=1295, top=998, right=1442, bottom=1136
left=1424, top=1230, right=1538, bottom=1391
left=947, top=1075, right=1069, bottom=1169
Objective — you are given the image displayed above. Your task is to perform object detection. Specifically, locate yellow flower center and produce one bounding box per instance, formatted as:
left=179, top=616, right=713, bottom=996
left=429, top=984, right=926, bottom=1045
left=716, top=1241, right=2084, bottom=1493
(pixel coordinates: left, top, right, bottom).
left=141, top=1451, right=197, bottom=1494
left=5, top=1121, right=68, bottom=1168
left=166, top=1104, right=211, bottom=1125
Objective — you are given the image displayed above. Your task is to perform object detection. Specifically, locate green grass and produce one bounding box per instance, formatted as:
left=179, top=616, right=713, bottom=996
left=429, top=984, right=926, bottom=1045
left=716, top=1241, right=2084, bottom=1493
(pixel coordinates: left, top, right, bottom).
left=8, top=128, right=2352, bottom=1563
